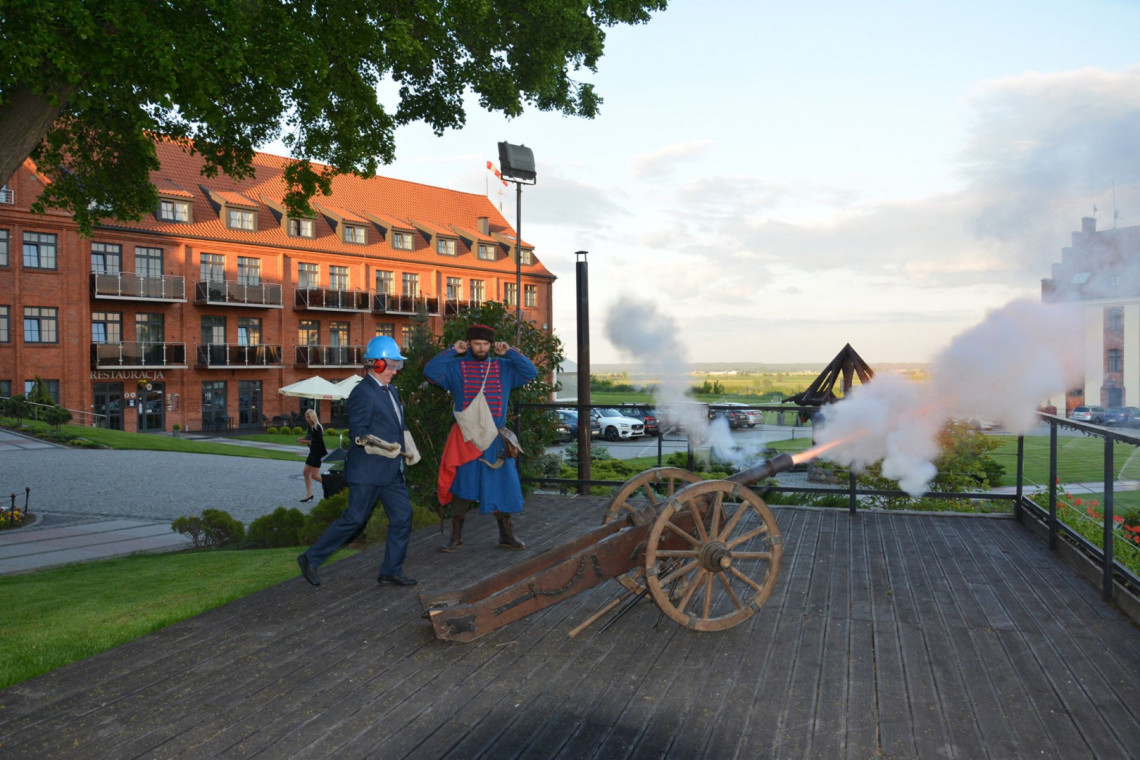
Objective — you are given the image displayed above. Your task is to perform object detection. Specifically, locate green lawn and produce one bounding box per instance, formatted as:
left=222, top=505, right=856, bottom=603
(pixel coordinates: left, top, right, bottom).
left=989, top=434, right=1140, bottom=488
left=0, top=547, right=354, bottom=689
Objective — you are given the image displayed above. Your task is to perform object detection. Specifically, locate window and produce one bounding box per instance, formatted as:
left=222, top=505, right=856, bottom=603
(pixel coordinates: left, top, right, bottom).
left=343, top=224, right=366, bottom=244
left=0, top=230, right=8, bottom=267
left=158, top=199, right=191, bottom=222
left=227, top=207, right=256, bottom=231
left=200, top=253, right=225, bottom=282
left=446, top=277, right=462, bottom=299
left=519, top=248, right=533, bottom=265
left=375, top=323, right=395, bottom=338
left=136, top=247, right=163, bottom=276
left=239, top=380, right=263, bottom=426
left=298, top=262, right=319, bottom=289
left=23, top=306, right=58, bottom=343
left=23, top=232, right=58, bottom=269
left=375, top=270, right=393, bottom=295
left=470, top=280, right=485, bottom=304
left=25, top=379, right=60, bottom=403
left=298, top=320, right=319, bottom=346
left=478, top=243, right=496, bottom=261
left=401, top=324, right=413, bottom=349
left=201, top=315, right=226, bottom=345
left=330, top=321, right=349, bottom=345
left=91, top=312, right=122, bottom=343
left=524, top=284, right=537, bottom=308
left=402, top=273, right=419, bottom=297
left=137, top=313, right=164, bottom=343
left=1107, top=307, right=1124, bottom=333
left=392, top=231, right=413, bottom=250
left=330, top=265, right=348, bottom=291
left=202, top=380, right=227, bottom=426
left=1108, top=349, right=1124, bottom=372
left=0, top=306, right=8, bottom=342
left=288, top=218, right=315, bottom=238
left=437, top=238, right=457, bottom=256
left=237, top=317, right=261, bottom=346
left=504, top=283, right=518, bottom=307
left=91, top=243, right=122, bottom=275
left=237, top=257, right=261, bottom=286
left=0, top=184, right=12, bottom=204
left=0, top=380, right=10, bottom=397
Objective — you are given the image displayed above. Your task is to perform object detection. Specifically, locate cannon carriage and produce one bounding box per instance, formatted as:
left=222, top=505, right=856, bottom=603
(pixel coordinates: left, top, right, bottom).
left=418, top=454, right=795, bottom=642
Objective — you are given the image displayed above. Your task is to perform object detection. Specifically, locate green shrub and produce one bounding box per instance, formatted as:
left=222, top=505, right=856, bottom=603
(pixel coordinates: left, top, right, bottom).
left=292, top=426, right=305, bottom=436
left=325, top=428, right=338, bottom=436
left=266, top=426, right=278, bottom=435
left=246, top=506, right=306, bottom=547
left=171, top=509, right=245, bottom=549
left=299, top=492, right=349, bottom=544
left=564, top=441, right=612, bottom=465
left=42, top=405, right=72, bottom=433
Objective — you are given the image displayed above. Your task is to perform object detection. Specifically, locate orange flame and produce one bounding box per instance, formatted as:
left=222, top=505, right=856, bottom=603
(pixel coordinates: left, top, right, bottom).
left=790, top=431, right=865, bottom=465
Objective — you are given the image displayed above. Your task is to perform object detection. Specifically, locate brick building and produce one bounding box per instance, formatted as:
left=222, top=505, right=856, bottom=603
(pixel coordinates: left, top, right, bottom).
left=0, top=142, right=555, bottom=432
left=1042, top=215, right=1140, bottom=413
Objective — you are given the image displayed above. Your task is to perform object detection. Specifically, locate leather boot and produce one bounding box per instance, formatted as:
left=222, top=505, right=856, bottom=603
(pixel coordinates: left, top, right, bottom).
left=495, top=512, right=525, bottom=550
left=441, top=513, right=465, bottom=553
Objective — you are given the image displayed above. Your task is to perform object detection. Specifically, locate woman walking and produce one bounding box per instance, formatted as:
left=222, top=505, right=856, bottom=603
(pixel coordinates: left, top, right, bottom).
left=299, top=408, right=327, bottom=502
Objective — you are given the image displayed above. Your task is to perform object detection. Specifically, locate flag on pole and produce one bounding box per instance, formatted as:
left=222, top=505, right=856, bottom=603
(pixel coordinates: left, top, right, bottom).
left=486, top=160, right=508, bottom=187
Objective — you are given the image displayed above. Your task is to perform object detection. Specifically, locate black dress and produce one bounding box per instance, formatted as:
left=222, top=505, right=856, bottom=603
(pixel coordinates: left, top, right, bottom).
left=305, top=423, right=328, bottom=467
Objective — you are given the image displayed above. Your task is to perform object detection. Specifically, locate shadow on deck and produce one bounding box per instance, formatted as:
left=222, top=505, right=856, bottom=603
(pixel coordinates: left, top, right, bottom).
left=1, top=495, right=1139, bottom=759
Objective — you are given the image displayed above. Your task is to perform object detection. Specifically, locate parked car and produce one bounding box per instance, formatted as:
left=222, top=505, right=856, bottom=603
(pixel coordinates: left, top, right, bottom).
left=1070, top=405, right=1106, bottom=423
left=616, top=404, right=660, bottom=436
left=721, top=402, right=760, bottom=427
left=591, top=408, right=645, bottom=440
left=1103, top=406, right=1136, bottom=426
left=709, top=406, right=749, bottom=429
left=554, top=409, right=578, bottom=443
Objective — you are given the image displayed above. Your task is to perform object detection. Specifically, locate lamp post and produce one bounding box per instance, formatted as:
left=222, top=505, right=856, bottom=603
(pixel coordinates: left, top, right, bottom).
left=497, top=142, right=536, bottom=339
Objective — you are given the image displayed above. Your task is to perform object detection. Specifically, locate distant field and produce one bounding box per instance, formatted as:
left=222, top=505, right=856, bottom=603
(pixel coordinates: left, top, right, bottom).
left=589, top=368, right=927, bottom=403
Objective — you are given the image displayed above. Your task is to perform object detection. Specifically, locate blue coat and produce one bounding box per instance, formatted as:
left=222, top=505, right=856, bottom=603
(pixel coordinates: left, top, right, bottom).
left=344, top=374, right=408, bottom=486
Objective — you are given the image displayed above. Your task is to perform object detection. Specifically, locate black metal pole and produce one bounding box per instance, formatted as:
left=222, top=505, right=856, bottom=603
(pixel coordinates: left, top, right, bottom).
left=515, top=181, right=522, bottom=340
left=575, top=252, right=591, bottom=495
left=1015, top=435, right=1024, bottom=522
left=1049, top=422, right=1058, bottom=551
left=1103, top=437, right=1115, bottom=602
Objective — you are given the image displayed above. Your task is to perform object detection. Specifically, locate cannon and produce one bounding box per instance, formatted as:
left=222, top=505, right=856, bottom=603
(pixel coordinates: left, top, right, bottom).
left=418, top=453, right=795, bottom=642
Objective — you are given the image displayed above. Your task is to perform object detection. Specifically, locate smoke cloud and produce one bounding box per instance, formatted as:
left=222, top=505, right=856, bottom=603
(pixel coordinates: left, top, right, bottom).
left=815, top=299, right=1083, bottom=495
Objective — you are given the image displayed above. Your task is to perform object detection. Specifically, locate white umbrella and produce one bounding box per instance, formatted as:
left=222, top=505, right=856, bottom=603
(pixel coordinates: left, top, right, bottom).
left=278, top=375, right=347, bottom=400
left=334, top=374, right=363, bottom=395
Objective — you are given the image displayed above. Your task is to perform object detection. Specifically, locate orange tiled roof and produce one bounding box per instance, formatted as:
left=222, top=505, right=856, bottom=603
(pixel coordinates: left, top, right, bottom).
left=114, top=141, right=553, bottom=279
left=207, top=189, right=259, bottom=208
left=450, top=224, right=499, bottom=245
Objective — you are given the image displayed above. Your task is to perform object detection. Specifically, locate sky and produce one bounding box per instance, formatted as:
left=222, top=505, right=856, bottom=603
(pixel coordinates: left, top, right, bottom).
left=283, top=0, right=1140, bottom=365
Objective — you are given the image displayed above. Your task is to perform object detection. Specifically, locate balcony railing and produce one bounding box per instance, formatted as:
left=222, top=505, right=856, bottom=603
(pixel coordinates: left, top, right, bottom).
left=91, top=341, right=188, bottom=369
left=91, top=272, right=186, bottom=301
left=196, top=343, right=284, bottom=368
left=294, top=288, right=371, bottom=312
left=296, top=344, right=365, bottom=368
left=195, top=280, right=283, bottom=308
left=443, top=298, right=479, bottom=317
left=372, top=293, right=441, bottom=315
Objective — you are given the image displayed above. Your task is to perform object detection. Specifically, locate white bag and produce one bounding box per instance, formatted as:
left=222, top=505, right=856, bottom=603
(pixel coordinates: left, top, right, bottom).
left=453, top=365, right=499, bottom=451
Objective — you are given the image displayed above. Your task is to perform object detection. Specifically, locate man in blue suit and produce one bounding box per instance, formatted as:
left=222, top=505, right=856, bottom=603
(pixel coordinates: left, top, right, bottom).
left=297, top=336, right=420, bottom=587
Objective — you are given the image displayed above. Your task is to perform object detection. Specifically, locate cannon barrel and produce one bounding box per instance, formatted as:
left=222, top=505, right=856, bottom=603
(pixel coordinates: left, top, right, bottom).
left=724, top=452, right=796, bottom=486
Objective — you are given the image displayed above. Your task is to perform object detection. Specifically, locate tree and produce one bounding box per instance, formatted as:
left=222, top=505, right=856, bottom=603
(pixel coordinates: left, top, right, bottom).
left=1, top=0, right=668, bottom=234
left=395, top=301, right=565, bottom=512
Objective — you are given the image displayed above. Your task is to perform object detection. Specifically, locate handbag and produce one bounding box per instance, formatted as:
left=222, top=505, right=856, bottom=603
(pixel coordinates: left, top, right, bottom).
left=453, top=363, right=499, bottom=451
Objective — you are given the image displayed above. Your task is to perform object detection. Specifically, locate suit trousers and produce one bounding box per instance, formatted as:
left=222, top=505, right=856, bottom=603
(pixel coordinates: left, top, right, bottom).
left=304, top=479, right=413, bottom=576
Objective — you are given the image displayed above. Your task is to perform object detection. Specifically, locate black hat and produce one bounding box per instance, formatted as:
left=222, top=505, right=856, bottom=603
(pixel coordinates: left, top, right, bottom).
left=467, top=324, right=495, bottom=342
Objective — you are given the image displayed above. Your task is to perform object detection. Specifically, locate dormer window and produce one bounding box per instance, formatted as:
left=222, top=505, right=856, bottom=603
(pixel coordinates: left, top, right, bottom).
left=158, top=199, right=191, bottom=223
left=392, top=231, right=413, bottom=250
left=226, top=207, right=256, bottom=231
left=477, top=244, right=496, bottom=261
left=344, top=224, right=366, bottom=244
left=289, top=218, right=315, bottom=238
left=437, top=238, right=457, bottom=256
left=519, top=248, right=533, bottom=265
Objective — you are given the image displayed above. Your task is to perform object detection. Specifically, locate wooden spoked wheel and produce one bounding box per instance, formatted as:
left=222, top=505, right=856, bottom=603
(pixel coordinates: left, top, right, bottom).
left=644, top=479, right=782, bottom=632
left=603, top=468, right=703, bottom=594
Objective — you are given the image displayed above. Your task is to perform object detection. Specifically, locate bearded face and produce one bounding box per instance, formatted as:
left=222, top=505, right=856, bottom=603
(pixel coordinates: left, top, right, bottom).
left=469, top=339, right=491, bottom=360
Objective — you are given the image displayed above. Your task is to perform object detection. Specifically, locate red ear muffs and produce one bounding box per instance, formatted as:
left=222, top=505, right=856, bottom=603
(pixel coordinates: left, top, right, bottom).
left=372, top=358, right=387, bottom=372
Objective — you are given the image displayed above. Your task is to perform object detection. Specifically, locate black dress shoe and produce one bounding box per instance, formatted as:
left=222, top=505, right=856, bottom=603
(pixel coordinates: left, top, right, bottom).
left=377, top=573, right=418, bottom=586
left=297, top=554, right=321, bottom=586
left=300, top=495, right=314, bottom=503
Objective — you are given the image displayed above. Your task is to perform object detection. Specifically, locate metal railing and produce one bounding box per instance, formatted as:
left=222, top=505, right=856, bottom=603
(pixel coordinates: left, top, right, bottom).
left=91, top=272, right=186, bottom=301
left=195, top=279, right=283, bottom=307
left=196, top=343, right=284, bottom=368
left=294, top=287, right=371, bottom=311
left=295, top=344, right=365, bottom=367
left=372, top=293, right=440, bottom=315
left=91, top=341, right=188, bottom=368
left=0, top=396, right=106, bottom=428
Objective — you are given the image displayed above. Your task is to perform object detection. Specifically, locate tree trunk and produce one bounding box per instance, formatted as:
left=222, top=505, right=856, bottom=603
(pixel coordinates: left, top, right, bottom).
left=0, top=83, right=74, bottom=185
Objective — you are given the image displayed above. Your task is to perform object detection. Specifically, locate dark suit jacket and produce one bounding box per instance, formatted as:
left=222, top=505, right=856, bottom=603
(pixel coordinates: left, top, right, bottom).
left=344, top=374, right=407, bottom=486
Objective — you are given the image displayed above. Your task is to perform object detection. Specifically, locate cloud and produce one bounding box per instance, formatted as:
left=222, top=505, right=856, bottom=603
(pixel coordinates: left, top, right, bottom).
left=629, top=140, right=715, bottom=179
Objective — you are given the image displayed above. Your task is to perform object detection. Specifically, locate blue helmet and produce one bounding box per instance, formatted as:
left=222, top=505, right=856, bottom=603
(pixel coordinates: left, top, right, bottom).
left=363, top=335, right=406, bottom=362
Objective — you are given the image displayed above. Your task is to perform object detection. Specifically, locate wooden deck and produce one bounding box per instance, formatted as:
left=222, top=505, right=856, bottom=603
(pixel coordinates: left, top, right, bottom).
left=1, top=495, right=1139, bottom=759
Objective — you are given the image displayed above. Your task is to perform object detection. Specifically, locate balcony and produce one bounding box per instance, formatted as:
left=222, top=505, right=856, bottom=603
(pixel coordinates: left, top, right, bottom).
left=196, top=343, right=285, bottom=368
left=294, top=287, right=371, bottom=312
left=443, top=298, right=478, bottom=317
left=91, top=272, right=186, bottom=302
left=295, top=344, right=365, bottom=368
left=194, top=280, right=283, bottom=308
left=372, top=293, right=441, bottom=316
left=91, top=341, right=188, bottom=369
